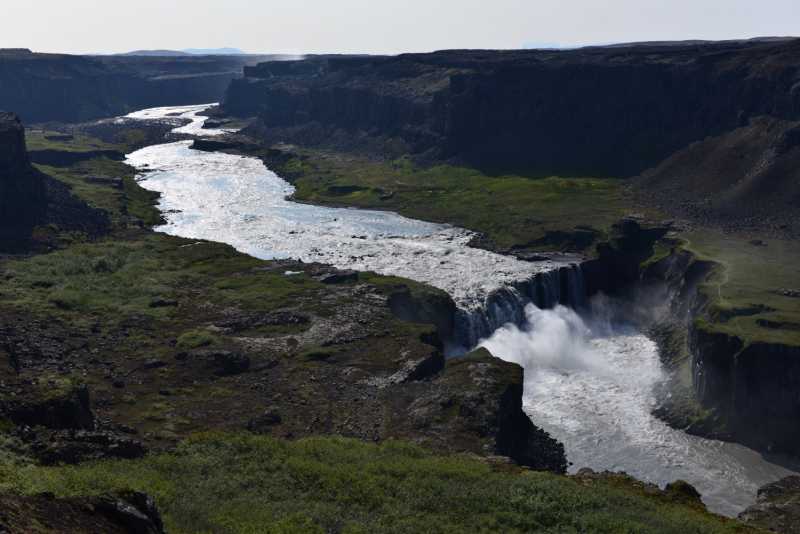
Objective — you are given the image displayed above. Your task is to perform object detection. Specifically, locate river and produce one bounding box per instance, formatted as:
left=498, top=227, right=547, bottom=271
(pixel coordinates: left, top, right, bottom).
left=123, top=104, right=800, bottom=517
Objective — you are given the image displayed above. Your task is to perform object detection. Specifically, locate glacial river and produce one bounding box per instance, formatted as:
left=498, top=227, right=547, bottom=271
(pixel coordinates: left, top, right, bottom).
left=124, top=104, right=800, bottom=517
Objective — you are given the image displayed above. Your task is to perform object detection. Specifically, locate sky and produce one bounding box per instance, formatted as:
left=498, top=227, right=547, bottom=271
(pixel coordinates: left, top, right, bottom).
left=2, top=0, right=799, bottom=55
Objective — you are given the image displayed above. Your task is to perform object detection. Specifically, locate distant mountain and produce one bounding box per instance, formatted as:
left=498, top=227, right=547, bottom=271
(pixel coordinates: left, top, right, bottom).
left=116, top=50, right=192, bottom=57
left=182, top=48, right=246, bottom=55
left=603, top=36, right=797, bottom=48
left=522, top=41, right=617, bottom=50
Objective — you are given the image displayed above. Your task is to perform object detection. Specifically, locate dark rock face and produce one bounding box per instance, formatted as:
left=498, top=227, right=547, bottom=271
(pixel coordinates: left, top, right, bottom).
left=225, top=56, right=329, bottom=116
left=240, top=40, right=800, bottom=178
left=7, top=380, right=94, bottom=431
left=0, top=111, right=30, bottom=174
left=0, top=110, right=110, bottom=253
left=581, top=219, right=669, bottom=297
left=738, top=476, right=800, bottom=533
left=0, top=111, right=47, bottom=228
left=386, top=348, right=567, bottom=473
left=690, top=325, right=800, bottom=416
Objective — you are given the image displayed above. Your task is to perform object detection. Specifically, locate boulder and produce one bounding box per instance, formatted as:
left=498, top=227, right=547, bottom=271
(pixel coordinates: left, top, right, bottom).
left=738, top=475, right=800, bottom=533
left=312, top=267, right=358, bottom=284
left=247, top=409, right=282, bottom=434
left=0, top=490, right=164, bottom=534
left=8, top=378, right=94, bottom=430
left=195, top=350, right=250, bottom=376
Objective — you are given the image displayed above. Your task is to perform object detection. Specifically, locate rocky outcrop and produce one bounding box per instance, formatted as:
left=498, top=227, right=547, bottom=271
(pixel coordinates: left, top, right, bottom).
left=0, top=110, right=111, bottom=252
left=0, top=111, right=48, bottom=251
left=581, top=219, right=670, bottom=297
left=386, top=348, right=567, bottom=473
left=0, top=489, right=164, bottom=534
left=7, top=379, right=94, bottom=430
left=386, top=283, right=457, bottom=347
left=0, top=111, right=30, bottom=174
left=224, top=56, right=329, bottom=116
left=0, top=112, right=47, bottom=220
left=738, top=476, right=800, bottom=533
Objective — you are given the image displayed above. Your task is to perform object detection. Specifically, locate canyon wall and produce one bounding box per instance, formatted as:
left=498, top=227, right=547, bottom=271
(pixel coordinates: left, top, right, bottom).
left=0, top=50, right=278, bottom=124
left=241, top=40, right=800, bottom=179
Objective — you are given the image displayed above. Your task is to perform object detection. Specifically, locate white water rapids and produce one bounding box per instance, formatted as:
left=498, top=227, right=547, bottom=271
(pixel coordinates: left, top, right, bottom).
left=123, top=104, right=800, bottom=517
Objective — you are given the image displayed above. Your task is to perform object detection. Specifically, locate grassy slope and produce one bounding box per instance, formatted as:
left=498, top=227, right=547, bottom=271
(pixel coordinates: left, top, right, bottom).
left=24, top=131, right=125, bottom=153
left=0, top=433, right=752, bottom=534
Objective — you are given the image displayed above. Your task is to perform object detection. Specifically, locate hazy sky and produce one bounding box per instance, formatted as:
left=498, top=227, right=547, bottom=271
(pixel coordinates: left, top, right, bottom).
left=3, top=0, right=799, bottom=55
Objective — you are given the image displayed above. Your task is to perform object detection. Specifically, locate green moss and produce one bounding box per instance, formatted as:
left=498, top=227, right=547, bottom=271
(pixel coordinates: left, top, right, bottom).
left=297, top=345, right=340, bottom=360
left=176, top=331, right=218, bottom=349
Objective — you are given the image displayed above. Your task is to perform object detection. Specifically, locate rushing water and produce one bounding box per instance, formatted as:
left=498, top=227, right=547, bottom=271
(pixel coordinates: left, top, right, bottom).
left=124, top=104, right=800, bottom=517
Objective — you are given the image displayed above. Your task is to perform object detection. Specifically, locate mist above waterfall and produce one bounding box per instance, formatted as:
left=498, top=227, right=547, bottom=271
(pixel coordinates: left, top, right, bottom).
left=478, top=304, right=595, bottom=370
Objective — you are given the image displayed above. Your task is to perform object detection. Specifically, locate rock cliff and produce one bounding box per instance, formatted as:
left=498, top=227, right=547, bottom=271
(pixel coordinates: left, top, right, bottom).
left=0, top=50, right=281, bottom=123
left=240, top=39, right=800, bottom=178
left=0, top=112, right=47, bottom=241
left=0, top=110, right=109, bottom=253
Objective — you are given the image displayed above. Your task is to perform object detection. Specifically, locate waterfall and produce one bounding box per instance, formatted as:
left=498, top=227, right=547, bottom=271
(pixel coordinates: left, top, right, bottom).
left=453, top=263, right=586, bottom=349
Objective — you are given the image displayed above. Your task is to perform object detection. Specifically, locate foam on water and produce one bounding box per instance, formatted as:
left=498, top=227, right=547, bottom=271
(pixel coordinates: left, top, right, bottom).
left=124, top=104, right=800, bottom=517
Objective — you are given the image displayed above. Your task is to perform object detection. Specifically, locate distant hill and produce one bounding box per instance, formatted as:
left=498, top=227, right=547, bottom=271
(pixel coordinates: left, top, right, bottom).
left=182, top=48, right=246, bottom=55
left=117, top=50, right=193, bottom=57
left=115, top=48, right=247, bottom=56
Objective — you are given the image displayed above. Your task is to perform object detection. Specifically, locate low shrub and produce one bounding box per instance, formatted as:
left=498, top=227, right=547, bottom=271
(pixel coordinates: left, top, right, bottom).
left=176, top=331, right=218, bottom=349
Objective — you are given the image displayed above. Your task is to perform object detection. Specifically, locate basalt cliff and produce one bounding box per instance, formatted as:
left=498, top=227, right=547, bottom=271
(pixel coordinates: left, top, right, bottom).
left=0, top=49, right=287, bottom=124
left=232, top=39, right=800, bottom=233
left=0, top=111, right=107, bottom=252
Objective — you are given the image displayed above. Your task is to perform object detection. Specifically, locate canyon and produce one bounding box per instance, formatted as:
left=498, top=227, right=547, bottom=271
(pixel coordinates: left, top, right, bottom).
left=3, top=38, right=800, bottom=531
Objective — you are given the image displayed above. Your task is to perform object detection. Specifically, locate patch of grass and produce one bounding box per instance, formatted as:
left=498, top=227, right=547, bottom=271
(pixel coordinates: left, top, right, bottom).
left=153, top=429, right=179, bottom=441
left=0, top=435, right=35, bottom=467
left=297, top=345, right=340, bottom=360
left=176, top=331, right=218, bottom=349
left=2, top=241, right=177, bottom=316
left=211, top=273, right=324, bottom=309
left=209, top=387, right=233, bottom=399
left=675, top=229, right=800, bottom=347
left=281, top=151, right=633, bottom=252
left=0, top=433, right=747, bottom=533
left=140, top=404, right=167, bottom=421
